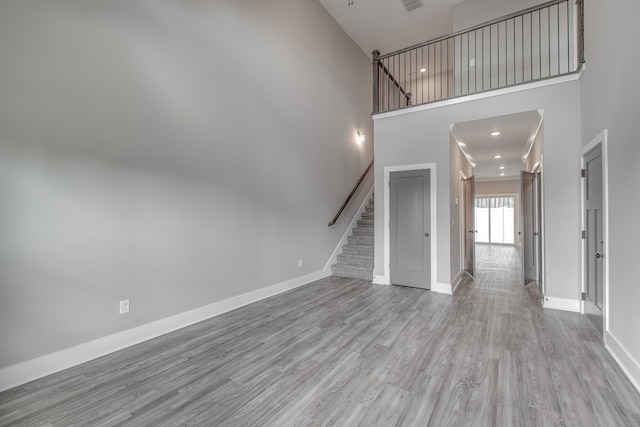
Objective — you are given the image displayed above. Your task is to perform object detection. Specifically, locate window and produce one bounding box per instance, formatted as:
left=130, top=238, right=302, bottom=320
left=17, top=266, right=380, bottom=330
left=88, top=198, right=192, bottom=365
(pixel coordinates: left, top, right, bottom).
left=475, top=196, right=515, bottom=244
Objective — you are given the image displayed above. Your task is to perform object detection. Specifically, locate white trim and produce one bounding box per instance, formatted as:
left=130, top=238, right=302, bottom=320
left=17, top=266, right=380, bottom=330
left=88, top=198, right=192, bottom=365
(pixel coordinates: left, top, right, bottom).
left=433, top=282, right=453, bottom=295
left=605, top=331, right=640, bottom=395
left=521, top=110, right=544, bottom=165
left=450, top=270, right=467, bottom=294
left=543, top=296, right=581, bottom=312
left=450, top=126, right=476, bottom=169
left=373, top=67, right=584, bottom=121
left=383, top=163, right=437, bottom=290
left=372, top=274, right=389, bottom=286
left=458, top=171, right=467, bottom=274
left=0, top=269, right=330, bottom=392
left=538, top=156, right=546, bottom=296
left=324, top=184, right=375, bottom=271
left=579, top=130, right=609, bottom=334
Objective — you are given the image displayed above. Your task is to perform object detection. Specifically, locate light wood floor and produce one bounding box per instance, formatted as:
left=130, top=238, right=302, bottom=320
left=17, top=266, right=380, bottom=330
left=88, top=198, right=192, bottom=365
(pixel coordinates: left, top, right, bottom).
left=2, top=245, right=640, bottom=426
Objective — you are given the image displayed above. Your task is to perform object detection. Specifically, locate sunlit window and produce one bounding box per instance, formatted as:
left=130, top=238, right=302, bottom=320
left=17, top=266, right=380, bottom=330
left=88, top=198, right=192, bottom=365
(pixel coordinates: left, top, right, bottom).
left=475, top=197, right=515, bottom=244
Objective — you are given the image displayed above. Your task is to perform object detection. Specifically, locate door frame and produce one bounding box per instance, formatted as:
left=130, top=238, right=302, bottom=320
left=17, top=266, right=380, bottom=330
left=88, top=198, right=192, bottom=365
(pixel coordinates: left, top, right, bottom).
left=580, top=130, right=609, bottom=337
left=459, top=171, right=467, bottom=273
left=382, top=163, right=437, bottom=290
left=535, top=157, right=546, bottom=296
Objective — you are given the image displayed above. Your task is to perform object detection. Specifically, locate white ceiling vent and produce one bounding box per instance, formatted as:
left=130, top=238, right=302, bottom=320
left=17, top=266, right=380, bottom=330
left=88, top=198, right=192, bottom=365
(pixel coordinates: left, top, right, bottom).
left=402, top=0, right=423, bottom=12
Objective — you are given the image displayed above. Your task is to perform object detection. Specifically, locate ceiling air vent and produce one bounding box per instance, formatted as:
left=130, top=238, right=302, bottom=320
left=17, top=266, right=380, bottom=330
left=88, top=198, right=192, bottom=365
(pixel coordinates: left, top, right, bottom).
left=402, top=0, right=423, bottom=12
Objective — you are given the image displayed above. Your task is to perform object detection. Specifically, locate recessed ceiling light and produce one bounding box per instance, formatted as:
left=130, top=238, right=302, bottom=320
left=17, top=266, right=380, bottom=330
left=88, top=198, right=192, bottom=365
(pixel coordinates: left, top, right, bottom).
left=420, top=68, right=426, bottom=73
left=494, top=155, right=502, bottom=159
left=491, top=131, right=501, bottom=136
left=500, top=173, right=505, bottom=176
left=499, top=166, right=505, bottom=170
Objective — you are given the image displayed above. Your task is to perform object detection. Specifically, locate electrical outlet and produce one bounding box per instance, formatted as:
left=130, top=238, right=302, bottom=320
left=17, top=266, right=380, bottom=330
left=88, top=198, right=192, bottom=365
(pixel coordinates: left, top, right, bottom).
left=119, top=299, right=130, bottom=314
left=298, top=259, right=303, bottom=268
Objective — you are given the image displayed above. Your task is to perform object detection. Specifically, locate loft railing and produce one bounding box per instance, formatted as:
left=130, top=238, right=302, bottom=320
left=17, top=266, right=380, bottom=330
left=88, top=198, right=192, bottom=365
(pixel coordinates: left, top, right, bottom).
left=328, top=159, right=373, bottom=226
left=373, top=0, right=584, bottom=114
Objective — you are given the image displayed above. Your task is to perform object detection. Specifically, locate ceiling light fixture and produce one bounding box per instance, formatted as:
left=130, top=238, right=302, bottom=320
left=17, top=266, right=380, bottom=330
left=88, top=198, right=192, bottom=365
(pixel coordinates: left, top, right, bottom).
left=420, top=68, right=426, bottom=73
left=500, top=173, right=506, bottom=176
left=494, top=155, right=502, bottom=159
left=491, top=131, right=501, bottom=136
left=499, top=166, right=505, bottom=170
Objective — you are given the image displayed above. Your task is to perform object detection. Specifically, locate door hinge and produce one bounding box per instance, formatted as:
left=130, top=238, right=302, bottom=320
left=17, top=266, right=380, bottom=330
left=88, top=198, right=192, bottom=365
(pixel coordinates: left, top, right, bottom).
left=580, top=168, right=586, bottom=178
left=582, top=230, right=586, bottom=239
left=581, top=292, right=586, bottom=301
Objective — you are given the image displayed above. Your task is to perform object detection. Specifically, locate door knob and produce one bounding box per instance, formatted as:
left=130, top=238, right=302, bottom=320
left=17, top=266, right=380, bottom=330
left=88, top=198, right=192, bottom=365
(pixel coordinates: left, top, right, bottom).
left=596, top=253, right=602, bottom=259
left=425, top=232, right=430, bottom=237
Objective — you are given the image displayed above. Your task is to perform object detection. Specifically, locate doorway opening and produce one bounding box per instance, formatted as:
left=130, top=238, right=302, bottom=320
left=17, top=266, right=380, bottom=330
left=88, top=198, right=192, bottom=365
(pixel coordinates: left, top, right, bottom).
left=475, top=196, right=516, bottom=245
left=451, top=110, right=544, bottom=293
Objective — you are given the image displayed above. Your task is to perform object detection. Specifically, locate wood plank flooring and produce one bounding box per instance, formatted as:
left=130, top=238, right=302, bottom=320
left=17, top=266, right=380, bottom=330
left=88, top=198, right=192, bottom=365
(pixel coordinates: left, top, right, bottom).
left=2, top=244, right=640, bottom=426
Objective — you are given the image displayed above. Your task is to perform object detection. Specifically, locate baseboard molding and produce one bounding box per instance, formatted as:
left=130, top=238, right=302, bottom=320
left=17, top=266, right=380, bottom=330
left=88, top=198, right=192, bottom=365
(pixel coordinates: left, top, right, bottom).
left=542, top=296, right=580, bottom=312
left=372, top=277, right=450, bottom=294
left=372, top=274, right=390, bottom=285
left=0, top=269, right=330, bottom=393
left=324, top=184, right=374, bottom=271
left=605, top=331, right=640, bottom=395
left=450, top=271, right=467, bottom=294
left=433, top=282, right=453, bottom=295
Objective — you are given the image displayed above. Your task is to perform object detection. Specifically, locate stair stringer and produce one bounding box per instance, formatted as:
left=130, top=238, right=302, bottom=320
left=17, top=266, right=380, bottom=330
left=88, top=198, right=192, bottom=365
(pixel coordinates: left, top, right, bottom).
left=323, top=184, right=375, bottom=273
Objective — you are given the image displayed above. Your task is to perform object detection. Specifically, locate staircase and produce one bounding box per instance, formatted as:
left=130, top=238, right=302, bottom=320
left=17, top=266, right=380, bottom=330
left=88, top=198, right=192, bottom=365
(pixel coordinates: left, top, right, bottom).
left=331, top=194, right=374, bottom=281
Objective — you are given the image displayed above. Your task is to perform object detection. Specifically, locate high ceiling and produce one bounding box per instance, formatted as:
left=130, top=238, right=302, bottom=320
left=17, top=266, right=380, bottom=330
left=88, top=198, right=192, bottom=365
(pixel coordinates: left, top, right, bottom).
left=317, top=0, right=462, bottom=56
left=451, top=111, right=542, bottom=179
left=317, top=0, right=546, bottom=181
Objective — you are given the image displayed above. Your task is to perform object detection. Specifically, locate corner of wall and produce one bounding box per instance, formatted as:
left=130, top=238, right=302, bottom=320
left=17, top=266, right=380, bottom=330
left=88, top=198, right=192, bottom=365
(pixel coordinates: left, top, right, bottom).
left=605, top=331, right=640, bottom=395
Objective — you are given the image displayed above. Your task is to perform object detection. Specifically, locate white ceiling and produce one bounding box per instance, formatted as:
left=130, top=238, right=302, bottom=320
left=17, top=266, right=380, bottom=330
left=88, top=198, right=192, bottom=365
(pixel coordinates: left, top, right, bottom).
left=317, top=0, right=463, bottom=56
left=317, top=0, right=544, bottom=181
left=451, top=111, right=542, bottom=179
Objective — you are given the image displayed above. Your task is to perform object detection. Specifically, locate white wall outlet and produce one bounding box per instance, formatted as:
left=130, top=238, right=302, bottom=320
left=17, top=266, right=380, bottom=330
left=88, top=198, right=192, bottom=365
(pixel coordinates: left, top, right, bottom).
left=298, top=259, right=303, bottom=268
left=119, top=299, right=130, bottom=314
left=469, top=58, right=476, bottom=67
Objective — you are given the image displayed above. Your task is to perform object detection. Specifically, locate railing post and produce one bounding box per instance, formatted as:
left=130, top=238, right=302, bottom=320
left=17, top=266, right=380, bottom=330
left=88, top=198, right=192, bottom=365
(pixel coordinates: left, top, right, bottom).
left=372, top=49, right=380, bottom=114
left=576, top=0, right=585, bottom=64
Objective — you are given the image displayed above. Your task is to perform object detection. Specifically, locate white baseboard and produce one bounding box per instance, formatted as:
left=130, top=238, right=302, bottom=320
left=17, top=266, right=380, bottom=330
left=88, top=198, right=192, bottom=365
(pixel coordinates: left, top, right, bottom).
left=372, top=274, right=390, bottom=285
left=543, top=296, right=580, bottom=312
left=450, top=271, right=466, bottom=294
left=433, top=282, right=453, bottom=295
left=605, top=331, right=640, bottom=395
left=0, top=269, right=330, bottom=393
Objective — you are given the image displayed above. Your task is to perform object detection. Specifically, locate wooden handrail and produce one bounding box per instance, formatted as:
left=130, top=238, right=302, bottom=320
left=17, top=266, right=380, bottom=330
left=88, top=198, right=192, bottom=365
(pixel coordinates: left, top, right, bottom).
left=328, top=160, right=374, bottom=226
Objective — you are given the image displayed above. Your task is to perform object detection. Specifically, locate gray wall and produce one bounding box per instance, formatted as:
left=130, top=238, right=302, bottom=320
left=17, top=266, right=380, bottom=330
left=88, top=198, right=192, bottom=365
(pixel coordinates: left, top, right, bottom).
left=579, top=0, right=640, bottom=374
left=0, top=0, right=373, bottom=369
left=449, top=136, right=474, bottom=280
left=374, top=80, right=580, bottom=294
left=476, top=179, right=520, bottom=195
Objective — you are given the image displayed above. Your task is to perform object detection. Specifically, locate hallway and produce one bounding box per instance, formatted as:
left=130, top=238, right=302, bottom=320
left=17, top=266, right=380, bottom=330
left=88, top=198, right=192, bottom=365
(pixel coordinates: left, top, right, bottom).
left=2, top=247, right=640, bottom=425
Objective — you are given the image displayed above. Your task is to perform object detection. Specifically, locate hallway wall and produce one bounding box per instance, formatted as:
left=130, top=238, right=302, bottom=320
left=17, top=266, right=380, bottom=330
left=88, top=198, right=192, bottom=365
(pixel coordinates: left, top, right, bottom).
left=579, top=0, right=640, bottom=388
